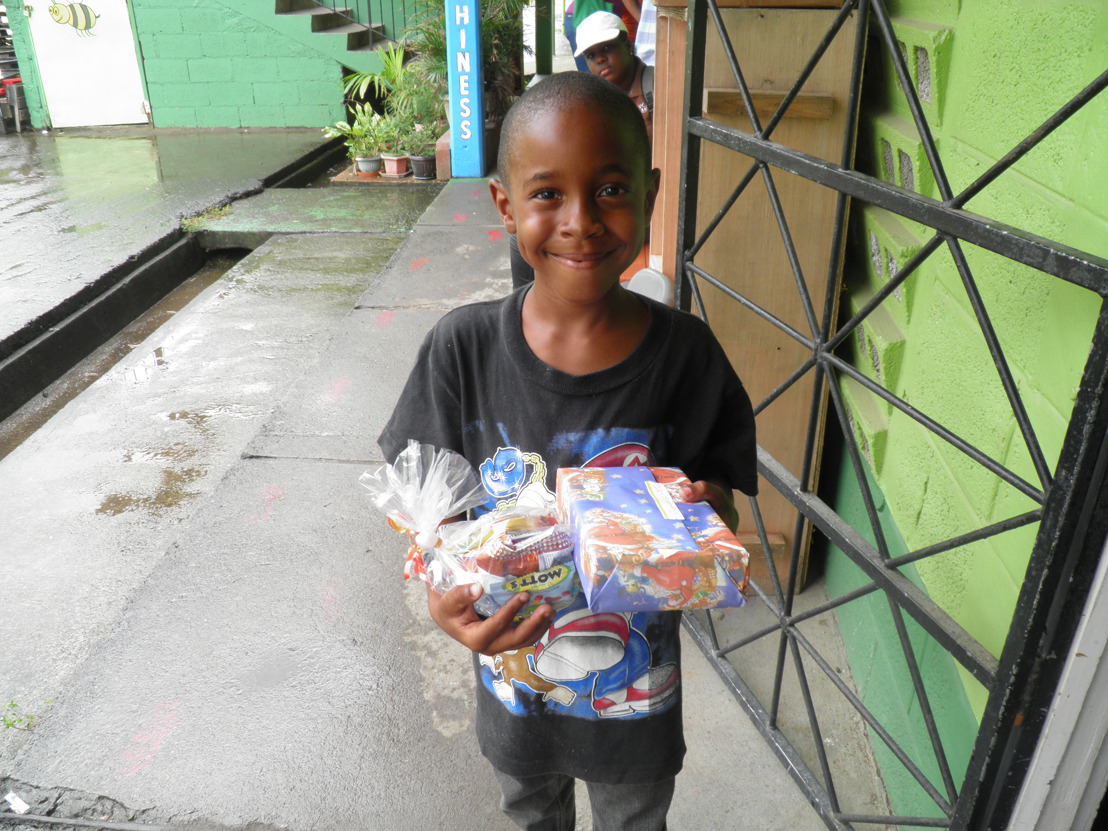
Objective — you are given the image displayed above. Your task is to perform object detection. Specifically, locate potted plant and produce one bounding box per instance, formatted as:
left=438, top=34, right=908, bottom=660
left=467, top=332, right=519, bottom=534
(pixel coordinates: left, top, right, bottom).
left=406, top=125, right=439, bottom=179
left=381, top=114, right=413, bottom=177
left=322, top=102, right=386, bottom=176
left=402, top=80, right=446, bottom=180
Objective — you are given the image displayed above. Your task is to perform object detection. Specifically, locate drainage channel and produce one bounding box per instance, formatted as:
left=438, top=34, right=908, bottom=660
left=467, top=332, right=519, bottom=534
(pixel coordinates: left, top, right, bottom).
left=0, top=141, right=350, bottom=457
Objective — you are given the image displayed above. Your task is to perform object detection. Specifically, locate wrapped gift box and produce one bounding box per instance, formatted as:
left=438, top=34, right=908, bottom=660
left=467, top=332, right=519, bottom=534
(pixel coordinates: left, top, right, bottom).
left=556, top=467, right=749, bottom=612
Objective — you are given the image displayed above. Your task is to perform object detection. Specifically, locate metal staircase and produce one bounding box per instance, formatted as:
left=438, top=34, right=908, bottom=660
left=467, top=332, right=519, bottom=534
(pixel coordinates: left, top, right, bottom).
left=274, top=0, right=406, bottom=60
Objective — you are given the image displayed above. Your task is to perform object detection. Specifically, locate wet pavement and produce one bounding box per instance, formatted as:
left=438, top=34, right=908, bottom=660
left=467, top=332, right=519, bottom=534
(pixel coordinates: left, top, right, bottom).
left=0, top=131, right=887, bottom=829
left=0, top=128, right=331, bottom=357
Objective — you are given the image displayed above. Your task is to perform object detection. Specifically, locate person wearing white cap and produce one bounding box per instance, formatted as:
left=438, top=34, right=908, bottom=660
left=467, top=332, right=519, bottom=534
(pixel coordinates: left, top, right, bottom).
left=564, top=0, right=640, bottom=72
left=574, top=11, right=654, bottom=145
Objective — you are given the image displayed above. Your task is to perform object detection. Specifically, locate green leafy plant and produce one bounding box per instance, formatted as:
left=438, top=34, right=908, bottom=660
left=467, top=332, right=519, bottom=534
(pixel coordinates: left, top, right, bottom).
left=2, top=699, right=49, bottom=732
left=381, top=112, right=416, bottom=157
left=341, top=43, right=409, bottom=103
left=345, top=0, right=527, bottom=128
left=401, top=0, right=529, bottom=123
left=322, top=102, right=388, bottom=159
left=405, top=123, right=439, bottom=157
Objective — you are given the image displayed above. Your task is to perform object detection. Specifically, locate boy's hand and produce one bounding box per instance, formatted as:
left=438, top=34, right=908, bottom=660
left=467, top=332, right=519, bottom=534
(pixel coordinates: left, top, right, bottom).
left=426, top=583, right=556, bottom=656
left=680, top=479, right=739, bottom=532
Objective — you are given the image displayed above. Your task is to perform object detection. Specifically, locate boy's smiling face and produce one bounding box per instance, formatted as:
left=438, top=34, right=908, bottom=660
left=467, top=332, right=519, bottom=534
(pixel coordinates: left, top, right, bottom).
left=491, top=102, right=659, bottom=307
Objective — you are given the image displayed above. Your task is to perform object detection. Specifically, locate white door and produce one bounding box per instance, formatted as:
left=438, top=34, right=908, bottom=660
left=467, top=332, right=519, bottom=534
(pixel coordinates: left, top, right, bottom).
left=26, top=1, right=146, bottom=127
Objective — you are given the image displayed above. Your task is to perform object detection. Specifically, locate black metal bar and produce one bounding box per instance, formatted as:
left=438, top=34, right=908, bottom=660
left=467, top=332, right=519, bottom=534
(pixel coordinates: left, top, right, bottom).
left=829, top=63, right=1108, bottom=356
left=787, top=631, right=843, bottom=812
left=675, top=0, right=710, bottom=312
left=716, top=581, right=880, bottom=659
left=771, top=503, right=817, bottom=726
left=751, top=355, right=819, bottom=418
left=828, top=232, right=942, bottom=354
left=686, top=162, right=760, bottom=263
left=789, top=620, right=955, bottom=813
left=826, top=353, right=1045, bottom=503
left=686, top=263, right=815, bottom=349
left=757, top=446, right=1000, bottom=686
left=886, top=596, right=960, bottom=803
left=686, top=117, right=1108, bottom=294
left=685, top=0, right=857, bottom=266
left=943, top=235, right=1053, bottom=488
left=957, top=300, right=1108, bottom=829
left=788, top=0, right=869, bottom=551
left=835, top=813, right=950, bottom=828
left=758, top=162, right=824, bottom=340
left=885, top=510, right=1043, bottom=570
left=824, top=361, right=894, bottom=558
left=952, top=68, right=1108, bottom=211
left=705, top=0, right=763, bottom=135
left=688, top=270, right=710, bottom=322
left=683, top=612, right=857, bottom=831
left=758, top=1, right=859, bottom=139
left=749, top=493, right=789, bottom=604
left=869, top=0, right=955, bottom=202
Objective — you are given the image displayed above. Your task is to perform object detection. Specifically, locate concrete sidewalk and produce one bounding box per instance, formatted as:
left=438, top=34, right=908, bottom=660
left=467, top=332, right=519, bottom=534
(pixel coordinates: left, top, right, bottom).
left=0, top=172, right=867, bottom=830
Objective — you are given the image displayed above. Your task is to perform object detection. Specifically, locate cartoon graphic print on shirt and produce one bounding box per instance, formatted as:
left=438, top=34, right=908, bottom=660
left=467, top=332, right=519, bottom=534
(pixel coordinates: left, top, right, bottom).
left=480, top=447, right=554, bottom=511
left=476, top=437, right=679, bottom=721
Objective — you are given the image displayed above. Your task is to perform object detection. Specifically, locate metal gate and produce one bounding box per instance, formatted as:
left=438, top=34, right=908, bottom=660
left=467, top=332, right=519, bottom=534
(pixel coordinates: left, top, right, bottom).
left=674, top=0, right=1108, bottom=828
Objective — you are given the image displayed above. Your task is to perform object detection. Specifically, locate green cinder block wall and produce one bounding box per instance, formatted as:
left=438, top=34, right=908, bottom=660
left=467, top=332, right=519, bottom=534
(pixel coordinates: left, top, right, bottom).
left=827, top=0, right=1108, bottom=820
left=133, top=0, right=345, bottom=128
left=4, top=1, right=49, bottom=128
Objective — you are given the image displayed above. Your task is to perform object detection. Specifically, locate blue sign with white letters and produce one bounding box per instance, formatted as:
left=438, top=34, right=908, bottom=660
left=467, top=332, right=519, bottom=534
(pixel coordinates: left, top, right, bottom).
left=445, top=0, right=486, bottom=177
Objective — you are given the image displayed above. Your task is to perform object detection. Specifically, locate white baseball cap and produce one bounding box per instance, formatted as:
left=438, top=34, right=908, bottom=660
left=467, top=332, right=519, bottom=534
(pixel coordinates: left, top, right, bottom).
left=574, top=11, right=627, bottom=57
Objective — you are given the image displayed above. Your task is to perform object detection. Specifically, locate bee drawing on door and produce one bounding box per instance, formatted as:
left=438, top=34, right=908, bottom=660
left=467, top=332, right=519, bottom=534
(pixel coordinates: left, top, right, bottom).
left=49, top=4, right=100, bottom=37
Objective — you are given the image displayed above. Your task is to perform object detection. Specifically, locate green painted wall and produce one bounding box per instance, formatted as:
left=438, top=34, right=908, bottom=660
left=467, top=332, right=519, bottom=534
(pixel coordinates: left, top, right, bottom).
left=4, top=1, right=49, bottom=127
left=829, top=0, right=1108, bottom=819
left=826, top=459, right=978, bottom=822
left=133, top=0, right=344, bottom=128
left=3, top=0, right=396, bottom=129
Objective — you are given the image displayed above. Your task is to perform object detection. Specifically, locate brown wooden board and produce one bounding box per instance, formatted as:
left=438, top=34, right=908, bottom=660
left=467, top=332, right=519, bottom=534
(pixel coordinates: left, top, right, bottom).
left=652, top=8, right=859, bottom=590
left=704, top=89, right=835, bottom=120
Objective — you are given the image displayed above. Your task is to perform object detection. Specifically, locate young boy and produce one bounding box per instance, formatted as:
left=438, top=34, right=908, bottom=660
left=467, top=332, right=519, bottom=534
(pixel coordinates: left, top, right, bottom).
left=575, top=11, right=653, bottom=144
left=378, top=72, right=757, bottom=831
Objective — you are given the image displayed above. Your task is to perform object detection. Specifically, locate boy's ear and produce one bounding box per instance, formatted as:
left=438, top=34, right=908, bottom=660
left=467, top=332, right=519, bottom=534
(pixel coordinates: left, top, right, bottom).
left=489, top=179, right=517, bottom=234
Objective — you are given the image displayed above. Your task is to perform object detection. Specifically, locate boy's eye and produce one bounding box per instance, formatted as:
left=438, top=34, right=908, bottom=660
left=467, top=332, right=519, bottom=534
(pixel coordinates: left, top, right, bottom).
left=597, top=183, right=630, bottom=198
left=531, top=188, right=559, bottom=201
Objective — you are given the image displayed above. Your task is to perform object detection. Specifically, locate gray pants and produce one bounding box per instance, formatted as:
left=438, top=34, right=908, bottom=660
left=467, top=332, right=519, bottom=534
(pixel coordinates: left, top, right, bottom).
left=492, top=767, right=676, bottom=831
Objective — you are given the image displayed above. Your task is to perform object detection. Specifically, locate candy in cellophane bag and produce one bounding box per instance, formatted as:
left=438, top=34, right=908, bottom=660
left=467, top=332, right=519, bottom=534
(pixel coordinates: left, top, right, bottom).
left=438, top=511, right=578, bottom=621
left=359, top=440, right=487, bottom=582
left=360, top=441, right=579, bottom=621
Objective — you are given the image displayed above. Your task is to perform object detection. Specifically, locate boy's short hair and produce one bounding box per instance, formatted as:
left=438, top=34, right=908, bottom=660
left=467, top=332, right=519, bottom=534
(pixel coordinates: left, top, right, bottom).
left=497, top=71, right=651, bottom=187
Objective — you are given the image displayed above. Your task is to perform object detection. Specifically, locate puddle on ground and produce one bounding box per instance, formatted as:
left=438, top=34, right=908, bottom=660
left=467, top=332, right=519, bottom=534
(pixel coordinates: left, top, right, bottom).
left=122, top=443, right=199, bottom=464
left=0, top=254, right=241, bottom=463
left=124, top=346, right=170, bottom=383
left=96, top=466, right=206, bottom=516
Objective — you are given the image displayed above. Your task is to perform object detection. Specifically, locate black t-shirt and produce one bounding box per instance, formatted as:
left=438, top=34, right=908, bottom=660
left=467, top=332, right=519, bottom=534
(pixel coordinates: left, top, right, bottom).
left=379, top=287, right=757, bottom=784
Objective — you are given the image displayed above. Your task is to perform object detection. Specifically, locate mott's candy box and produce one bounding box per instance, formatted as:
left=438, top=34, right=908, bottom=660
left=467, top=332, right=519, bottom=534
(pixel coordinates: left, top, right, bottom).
left=556, top=467, right=749, bottom=613
left=437, top=512, right=579, bottom=622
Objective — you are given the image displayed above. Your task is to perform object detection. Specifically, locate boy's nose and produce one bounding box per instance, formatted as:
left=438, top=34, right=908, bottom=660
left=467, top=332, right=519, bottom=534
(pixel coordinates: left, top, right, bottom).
left=561, top=194, right=603, bottom=237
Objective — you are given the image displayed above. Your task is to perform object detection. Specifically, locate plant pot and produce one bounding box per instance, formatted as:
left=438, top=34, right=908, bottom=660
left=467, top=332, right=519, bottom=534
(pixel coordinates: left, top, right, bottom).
left=382, top=154, right=410, bottom=177
left=409, top=154, right=437, bottom=180
left=354, top=156, right=382, bottom=176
